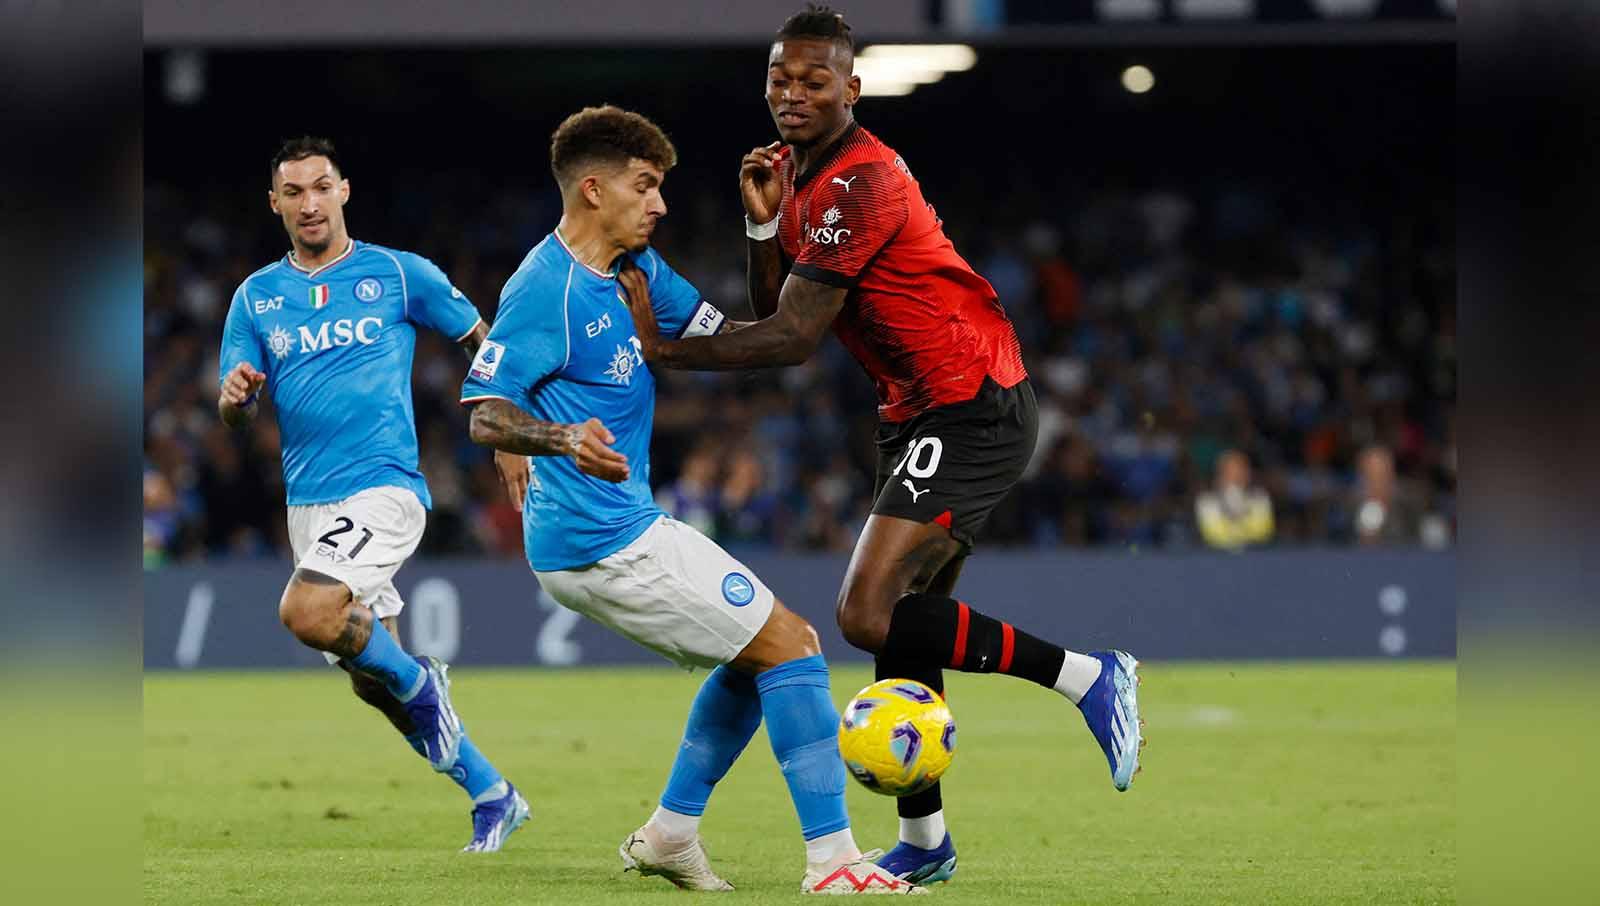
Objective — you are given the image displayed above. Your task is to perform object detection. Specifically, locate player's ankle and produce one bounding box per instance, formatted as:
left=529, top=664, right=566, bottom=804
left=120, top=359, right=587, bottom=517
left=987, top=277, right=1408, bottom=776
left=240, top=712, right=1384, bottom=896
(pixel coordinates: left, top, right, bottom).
left=645, top=806, right=700, bottom=848
left=804, top=827, right=860, bottom=870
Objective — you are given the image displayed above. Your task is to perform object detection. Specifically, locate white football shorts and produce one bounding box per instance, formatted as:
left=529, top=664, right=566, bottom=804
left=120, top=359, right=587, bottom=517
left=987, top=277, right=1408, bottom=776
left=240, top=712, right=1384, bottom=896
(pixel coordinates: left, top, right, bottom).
left=286, top=485, right=426, bottom=622
left=535, top=515, right=776, bottom=669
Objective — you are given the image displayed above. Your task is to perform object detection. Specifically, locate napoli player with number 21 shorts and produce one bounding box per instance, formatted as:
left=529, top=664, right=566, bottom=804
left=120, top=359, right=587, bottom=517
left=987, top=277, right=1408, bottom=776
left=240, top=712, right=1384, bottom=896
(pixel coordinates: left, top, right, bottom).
left=462, top=106, right=920, bottom=895
left=217, top=137, right=530, bottom=853
left=623, top=5, right=1146, bottom=886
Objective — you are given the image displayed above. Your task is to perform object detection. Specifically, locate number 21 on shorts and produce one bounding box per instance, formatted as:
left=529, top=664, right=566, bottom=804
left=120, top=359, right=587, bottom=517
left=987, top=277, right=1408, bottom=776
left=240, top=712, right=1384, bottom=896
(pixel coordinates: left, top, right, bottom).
left=891, top=436, right=944, bottom=479
left=315, top=515, right=374, bottom=562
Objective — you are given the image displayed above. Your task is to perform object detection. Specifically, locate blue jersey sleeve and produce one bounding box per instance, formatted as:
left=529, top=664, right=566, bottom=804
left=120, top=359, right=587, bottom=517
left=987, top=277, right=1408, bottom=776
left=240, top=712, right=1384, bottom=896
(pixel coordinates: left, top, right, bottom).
left=218, top=284, right=265, bottom=383
left=460, top=289, right=569, bottom=406
left=401, top=252, right=482, bottom=341
left=636, top=248, right=725, bottom=339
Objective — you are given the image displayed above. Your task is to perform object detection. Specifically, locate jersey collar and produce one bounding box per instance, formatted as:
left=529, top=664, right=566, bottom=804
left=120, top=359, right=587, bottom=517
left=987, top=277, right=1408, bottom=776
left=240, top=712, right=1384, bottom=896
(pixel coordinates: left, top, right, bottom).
left=553, top=228, right=617, bottom=280
left=285, top=237, right=357, bottom=278
left=792, top=120, right=861, bottom=192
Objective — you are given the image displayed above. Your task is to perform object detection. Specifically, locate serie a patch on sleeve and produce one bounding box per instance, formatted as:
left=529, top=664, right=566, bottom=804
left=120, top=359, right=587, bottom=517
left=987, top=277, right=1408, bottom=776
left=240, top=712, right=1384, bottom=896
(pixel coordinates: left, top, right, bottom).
left=470, top=340, right=505, bottom=381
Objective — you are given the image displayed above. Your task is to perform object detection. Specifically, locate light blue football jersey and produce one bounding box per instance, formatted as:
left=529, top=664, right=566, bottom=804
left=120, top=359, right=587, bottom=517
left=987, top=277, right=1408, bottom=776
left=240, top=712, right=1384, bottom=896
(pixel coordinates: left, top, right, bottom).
left=219, top=239, right=483, bottom=509
left=459, top=231, right=726, bottom=572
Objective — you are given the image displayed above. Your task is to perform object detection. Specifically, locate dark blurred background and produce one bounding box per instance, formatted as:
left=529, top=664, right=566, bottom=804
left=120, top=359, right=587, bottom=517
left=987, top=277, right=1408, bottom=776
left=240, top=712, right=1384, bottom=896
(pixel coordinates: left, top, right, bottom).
left=143, top=11, right=1454, bottom=568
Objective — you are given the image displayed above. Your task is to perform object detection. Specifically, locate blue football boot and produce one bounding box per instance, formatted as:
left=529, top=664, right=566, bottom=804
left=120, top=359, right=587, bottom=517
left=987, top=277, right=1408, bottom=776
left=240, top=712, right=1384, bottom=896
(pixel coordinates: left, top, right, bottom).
left=1077, top=650, right=1144, bottom=791
left=461, top=782, right=530, bottom=853
left=875, top=833, right=957, bottom=884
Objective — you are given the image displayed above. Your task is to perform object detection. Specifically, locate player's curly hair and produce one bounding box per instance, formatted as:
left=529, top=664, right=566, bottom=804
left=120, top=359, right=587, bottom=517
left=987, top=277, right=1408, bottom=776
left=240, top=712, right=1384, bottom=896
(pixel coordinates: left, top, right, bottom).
left=549, top=105, right=678, bottom=191
left=777, top=3, right=854, bottom=56
left=270, top=135, right=342, bottom=185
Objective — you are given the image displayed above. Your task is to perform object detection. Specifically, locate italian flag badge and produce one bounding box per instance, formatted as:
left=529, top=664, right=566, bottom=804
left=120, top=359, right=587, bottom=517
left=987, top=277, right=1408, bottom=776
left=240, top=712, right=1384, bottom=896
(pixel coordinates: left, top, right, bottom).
left=310, top=284, right=330, bottom=309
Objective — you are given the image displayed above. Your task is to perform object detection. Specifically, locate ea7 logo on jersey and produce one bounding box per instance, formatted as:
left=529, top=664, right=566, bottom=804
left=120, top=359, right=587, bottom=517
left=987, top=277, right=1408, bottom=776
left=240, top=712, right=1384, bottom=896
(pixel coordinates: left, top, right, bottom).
left=299, top=317, right=383, bottom=353
left=470, top=340, right=505, bottom=381
left=586, top=311, right=613, bottom=338
left=253, top=295, right=285, bottom=314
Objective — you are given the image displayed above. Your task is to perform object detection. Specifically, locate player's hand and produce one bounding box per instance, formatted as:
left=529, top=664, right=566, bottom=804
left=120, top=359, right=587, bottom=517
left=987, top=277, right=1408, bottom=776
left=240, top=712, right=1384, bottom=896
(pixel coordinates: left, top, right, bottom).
left=219, top=362, right=266, bottom=408
left=740, top=141, right=784, bottom=225
left=493, top=449, right=530, bottom=508
left=568, top=417, right=630, bottom=483
left=617, top=261, right=661, bottom=360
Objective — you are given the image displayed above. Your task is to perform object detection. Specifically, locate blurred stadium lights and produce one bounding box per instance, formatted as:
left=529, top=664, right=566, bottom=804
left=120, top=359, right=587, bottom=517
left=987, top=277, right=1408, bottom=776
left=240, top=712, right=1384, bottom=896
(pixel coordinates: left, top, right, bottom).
left=1121, top=63, right=1155, bottom=94
left=854, top=44, right=975, bottom=98
left=163, top=50, right=205, bottom=105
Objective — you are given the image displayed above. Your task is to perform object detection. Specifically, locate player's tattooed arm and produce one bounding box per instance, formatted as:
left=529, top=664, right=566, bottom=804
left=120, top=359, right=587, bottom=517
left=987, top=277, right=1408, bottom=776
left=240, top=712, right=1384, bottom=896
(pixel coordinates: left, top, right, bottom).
left=457, top=320, right=490, bottom=359
left=621, top=266, right=844, bottom=371
left=217, top=361, right=266, bottom=428
left=467, top=399, right=630, bottom=482
left=746, top=236, right=787, bottom=320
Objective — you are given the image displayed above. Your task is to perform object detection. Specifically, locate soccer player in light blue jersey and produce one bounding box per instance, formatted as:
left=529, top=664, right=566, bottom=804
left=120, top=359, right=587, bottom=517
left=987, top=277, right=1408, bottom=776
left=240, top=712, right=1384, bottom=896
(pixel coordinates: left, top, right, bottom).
left=460, top=107, right=918, bottom=895
left=217, top=137, right=529, bottom=853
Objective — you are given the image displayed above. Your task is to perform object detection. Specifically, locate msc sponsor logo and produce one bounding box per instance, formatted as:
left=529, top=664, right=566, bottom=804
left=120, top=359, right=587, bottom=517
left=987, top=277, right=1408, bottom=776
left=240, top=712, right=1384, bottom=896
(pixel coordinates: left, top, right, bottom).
left=296, top=317, right=384, bottom=353
left=803, top=207, right=852, bottom=246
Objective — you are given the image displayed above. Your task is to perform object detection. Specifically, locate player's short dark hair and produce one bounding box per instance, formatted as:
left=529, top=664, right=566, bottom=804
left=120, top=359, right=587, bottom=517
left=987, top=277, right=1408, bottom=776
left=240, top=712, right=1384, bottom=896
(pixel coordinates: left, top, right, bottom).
left=777, top=4, right=854, bottom=59
left=270, top=136, right=342, bottom=185
left=549, top=105, right=678, bottom=191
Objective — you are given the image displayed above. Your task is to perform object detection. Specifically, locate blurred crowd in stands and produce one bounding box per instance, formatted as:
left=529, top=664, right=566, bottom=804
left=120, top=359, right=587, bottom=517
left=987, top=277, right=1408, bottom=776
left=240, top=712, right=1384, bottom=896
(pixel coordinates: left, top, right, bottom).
left=144, top=179, right=1455, bottom=566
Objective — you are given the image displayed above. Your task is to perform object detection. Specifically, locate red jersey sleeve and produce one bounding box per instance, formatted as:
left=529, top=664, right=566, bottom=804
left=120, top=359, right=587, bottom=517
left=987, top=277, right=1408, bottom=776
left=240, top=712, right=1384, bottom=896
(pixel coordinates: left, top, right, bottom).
left=790, top=160, right=908, bottom=289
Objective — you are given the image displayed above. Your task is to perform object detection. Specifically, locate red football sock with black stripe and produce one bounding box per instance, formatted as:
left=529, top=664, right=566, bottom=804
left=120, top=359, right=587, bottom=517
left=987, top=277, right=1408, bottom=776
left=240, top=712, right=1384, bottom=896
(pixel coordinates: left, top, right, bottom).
left=880, top=593, right=1067, bottom=689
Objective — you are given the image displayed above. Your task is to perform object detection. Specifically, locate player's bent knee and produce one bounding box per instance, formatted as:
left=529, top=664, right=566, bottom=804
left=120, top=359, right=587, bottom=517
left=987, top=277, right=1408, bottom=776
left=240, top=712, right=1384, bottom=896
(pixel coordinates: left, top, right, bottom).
left=837, top=605, right=890, bottom=654
left=278, top=574, right=353, bottom=646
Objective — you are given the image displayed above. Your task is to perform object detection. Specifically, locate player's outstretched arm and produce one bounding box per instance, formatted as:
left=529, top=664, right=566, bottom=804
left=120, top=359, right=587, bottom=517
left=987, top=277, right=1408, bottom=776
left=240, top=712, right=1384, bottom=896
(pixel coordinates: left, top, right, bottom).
left=467, top=399, right=629, bottom=483
left=217, top=362, right=266, bottom=428
left=621, top=265, right=844, bottom=371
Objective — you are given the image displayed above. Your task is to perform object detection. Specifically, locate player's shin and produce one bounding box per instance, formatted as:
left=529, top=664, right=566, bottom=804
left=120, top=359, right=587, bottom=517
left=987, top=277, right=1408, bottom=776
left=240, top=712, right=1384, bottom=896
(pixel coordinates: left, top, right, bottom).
left=347, top=613, right=425, bottom=700
left=755, top=655, right=859, bottom=869
left=874, top=653, right=948, bottom=843
left=652, top=666, right=763, bottom=842
left=881, top=593, right=1101, bottom=702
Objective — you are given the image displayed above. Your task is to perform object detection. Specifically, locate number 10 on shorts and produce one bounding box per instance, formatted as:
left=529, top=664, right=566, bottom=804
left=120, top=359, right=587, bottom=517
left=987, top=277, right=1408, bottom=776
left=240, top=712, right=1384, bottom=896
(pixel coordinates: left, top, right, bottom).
left=891, top=436, right=943, bottom=479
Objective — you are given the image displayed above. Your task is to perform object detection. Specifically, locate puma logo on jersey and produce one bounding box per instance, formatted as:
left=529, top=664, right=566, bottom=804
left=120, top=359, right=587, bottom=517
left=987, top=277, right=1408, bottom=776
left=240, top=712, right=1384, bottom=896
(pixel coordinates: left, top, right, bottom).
left=831, top=175, right=857, bottom=191
left=902, top=480, right=931, bottom=502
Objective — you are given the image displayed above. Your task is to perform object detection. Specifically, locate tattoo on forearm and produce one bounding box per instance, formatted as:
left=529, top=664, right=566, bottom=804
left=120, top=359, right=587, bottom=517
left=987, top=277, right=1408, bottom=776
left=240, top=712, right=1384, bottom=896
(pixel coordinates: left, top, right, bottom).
left=328, top=606, right=373, bottom=660
left=747, top=238, right=786, bottom=320
left=657, top=275, right=845, bottom=371
left=470, top=398, right=577, bottom=456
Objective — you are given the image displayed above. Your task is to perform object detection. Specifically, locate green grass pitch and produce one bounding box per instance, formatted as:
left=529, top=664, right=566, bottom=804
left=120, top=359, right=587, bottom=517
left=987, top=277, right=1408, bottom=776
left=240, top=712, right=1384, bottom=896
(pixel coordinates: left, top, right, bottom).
left=144, top=661, right=1454, bottom=904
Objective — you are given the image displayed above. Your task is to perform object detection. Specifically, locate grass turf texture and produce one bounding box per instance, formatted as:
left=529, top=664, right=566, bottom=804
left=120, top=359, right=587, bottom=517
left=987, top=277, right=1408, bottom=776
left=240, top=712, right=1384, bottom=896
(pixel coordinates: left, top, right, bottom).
left=145, top=662, right=1454, bottom=904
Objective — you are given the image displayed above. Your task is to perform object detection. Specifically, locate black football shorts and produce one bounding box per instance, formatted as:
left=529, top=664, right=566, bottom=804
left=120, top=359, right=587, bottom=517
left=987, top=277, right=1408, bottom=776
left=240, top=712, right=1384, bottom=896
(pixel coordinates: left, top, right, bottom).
left=871, top=377, right=1038, bottom=549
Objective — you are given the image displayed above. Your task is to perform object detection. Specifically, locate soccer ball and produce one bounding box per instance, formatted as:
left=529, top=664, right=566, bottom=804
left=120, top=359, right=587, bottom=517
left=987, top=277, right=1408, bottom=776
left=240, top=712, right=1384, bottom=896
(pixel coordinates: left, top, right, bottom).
left=838, top=679, right=956, bottom=797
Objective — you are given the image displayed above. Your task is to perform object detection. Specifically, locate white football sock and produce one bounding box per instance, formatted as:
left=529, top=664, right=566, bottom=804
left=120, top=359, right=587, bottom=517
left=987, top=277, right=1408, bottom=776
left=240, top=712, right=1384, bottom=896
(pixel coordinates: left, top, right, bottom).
left=1055, top=651, right=1104, bottom=704
left=805, top=827, right=860, bottom=869
left=899, top=811, right=947, bottom=850
left=647, top=805, right=701, bottom=844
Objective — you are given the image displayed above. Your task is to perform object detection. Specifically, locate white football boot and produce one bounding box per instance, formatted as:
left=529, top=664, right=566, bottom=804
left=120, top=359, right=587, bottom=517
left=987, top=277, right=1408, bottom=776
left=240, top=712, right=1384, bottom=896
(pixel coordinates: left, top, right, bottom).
left=619, top=826, right=734, bottom=891
left=802, top=851, right=928, bottom=895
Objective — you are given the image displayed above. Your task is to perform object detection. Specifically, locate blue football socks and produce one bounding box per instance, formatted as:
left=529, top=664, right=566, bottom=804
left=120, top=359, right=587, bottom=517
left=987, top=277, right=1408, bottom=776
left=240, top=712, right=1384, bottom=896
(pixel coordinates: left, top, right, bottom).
left=348, top=616, right=423, bottom=700
left=660, top=665, right=764, bottom=817
left=756, top=654, right=851, bottom=840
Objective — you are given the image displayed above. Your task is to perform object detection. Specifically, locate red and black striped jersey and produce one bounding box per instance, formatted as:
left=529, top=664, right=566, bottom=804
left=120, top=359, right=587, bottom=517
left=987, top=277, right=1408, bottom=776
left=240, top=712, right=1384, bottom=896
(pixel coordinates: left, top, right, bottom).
left=777, top=122, right=1027, bottom=422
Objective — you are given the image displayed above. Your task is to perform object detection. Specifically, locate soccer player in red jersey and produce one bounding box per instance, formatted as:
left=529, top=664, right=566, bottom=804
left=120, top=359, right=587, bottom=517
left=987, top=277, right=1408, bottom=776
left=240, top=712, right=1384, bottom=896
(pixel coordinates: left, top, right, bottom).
left=621, top=5, right=1145, bottom=883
